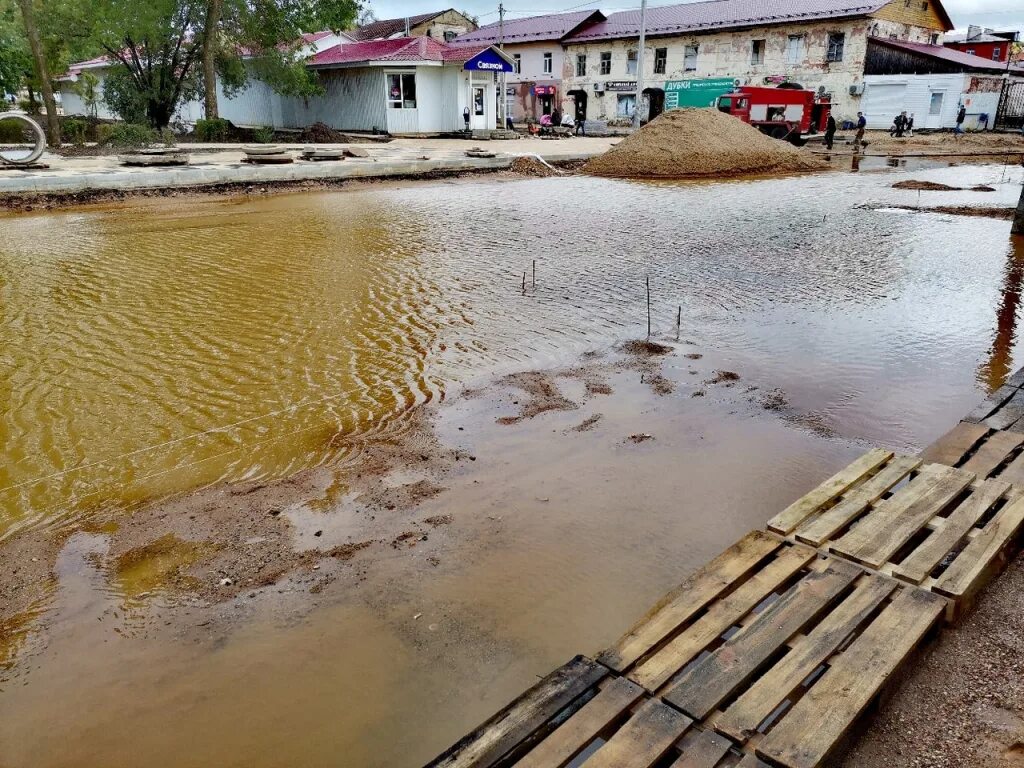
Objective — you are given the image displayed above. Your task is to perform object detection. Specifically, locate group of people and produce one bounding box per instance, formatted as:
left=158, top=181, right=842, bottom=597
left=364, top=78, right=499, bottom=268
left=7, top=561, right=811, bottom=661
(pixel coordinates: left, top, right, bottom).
left=890, top=111, right=915, bottom=138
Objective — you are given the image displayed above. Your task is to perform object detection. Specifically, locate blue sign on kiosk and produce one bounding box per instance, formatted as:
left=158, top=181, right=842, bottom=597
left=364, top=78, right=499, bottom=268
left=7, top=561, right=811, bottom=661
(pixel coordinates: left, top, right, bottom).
left=463, top=48, right=513, bottom=73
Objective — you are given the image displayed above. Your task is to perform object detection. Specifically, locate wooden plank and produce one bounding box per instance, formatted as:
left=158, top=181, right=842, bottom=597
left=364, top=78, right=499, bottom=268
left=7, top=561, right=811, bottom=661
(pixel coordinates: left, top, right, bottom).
left=630, top=544, right=817, bottom=693
left=960, top=430, right=1024, bottom=478
left=598, top=531, right=782, bottom=673
left=985, top=388, right=1024, bottom=431
left=756, top=588, right=944, bottom=768
left=670, top=730, right=733, bottom=768
left=995, top=450, right=1024, bottom=487
left=767, top=449, right=893, bottom=535
left=583, top=699, right=692, bottom=768
left=735, top=757, right=771, bottom=768
left=831, top=465, right=975, bottom=570
left=517, top=677, right=645, bottom=768
left=891, top=479, right=1010, bottom=585
left=919, top=422, right=989, bottom=467
left=935, top=493, right=1024, bottom=601
left=962, top=383, right=1018, bottom=423
left=795, top=457, right=921, bottom=547
left=426, top=656, right=608, bottom=768
left=1006, top=367, right=1024, bottom=389
left=715, top=575, right=896, bottom=743
left=663, top=559, right=862, bottom=720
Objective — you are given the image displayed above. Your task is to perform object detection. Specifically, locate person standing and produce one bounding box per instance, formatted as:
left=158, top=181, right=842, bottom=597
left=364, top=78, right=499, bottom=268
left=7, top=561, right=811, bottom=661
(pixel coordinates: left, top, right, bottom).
left=955, top=104, right=967, bottom=135
left=855, top=111, right=867, bottom=151
left=824, top=111, right=837, bottom=150
left=463, top=106, right=471, bottom=131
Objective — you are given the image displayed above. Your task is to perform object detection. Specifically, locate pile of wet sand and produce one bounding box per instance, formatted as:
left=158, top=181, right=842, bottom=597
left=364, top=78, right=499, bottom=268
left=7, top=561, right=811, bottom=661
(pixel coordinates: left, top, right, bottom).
left=585, top=108, right=827, bottom=179
left=893, top=180, right=996, bottom=192
left=510, top=156, right=560, bottom=178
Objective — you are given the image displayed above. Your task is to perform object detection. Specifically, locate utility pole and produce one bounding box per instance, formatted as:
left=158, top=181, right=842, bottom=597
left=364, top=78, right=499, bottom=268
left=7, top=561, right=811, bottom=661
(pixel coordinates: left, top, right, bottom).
left=498, top=3, right=506, bottom=129
left=633, top=0, right=647, bottom=130
left=1014, top=179, right=1024, bottom=236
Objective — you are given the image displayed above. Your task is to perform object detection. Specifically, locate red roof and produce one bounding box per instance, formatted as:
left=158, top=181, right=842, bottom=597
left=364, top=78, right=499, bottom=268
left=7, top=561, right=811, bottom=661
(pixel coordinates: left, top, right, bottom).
left=351, top=10, right=472, bottom=41
left=871, top=37, right=1024, bottom=73
left=565, top=0, right=892, bottom=42
left=309, top=36, right=493, bottom=67
left=453, top=10, right=605, bottom=45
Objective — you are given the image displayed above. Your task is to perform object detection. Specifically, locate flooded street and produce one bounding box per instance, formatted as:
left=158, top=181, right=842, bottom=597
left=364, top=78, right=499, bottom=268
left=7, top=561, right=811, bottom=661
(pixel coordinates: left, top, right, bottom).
left=2, top=161, right=1023, bottom=767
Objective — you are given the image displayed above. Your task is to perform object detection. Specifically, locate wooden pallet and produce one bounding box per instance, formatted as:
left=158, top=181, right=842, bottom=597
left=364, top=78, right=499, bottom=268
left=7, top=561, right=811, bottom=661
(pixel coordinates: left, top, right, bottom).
left=426, top=655, right=760, bottom=768
left=595, top=531, right=944, bottom=768
left=921, top=422, right=1024, bottom=485
left=959, top=367, right=1024, bottom=430
left=766, top=450, right=1024, bottom=619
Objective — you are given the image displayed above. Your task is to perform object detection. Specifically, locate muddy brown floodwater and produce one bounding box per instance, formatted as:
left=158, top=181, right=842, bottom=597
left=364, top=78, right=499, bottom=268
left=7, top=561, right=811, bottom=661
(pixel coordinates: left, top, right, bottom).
left=1, top=159, right=1023, bottom=767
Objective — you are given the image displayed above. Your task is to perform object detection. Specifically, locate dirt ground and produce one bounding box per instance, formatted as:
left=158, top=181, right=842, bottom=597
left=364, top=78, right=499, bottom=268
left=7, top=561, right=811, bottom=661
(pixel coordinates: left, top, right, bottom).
left=830, top=129, right=1024, bottom=158
left=843, top=552, right=1024, bottom=768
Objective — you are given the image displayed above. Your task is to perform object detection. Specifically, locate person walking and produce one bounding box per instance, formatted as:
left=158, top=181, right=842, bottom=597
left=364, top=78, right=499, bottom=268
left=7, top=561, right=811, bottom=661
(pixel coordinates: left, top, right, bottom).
left=955, top=104, right=967, bottom=135
left=854, top=111, right=867, bottom=151
left=906, top=113, right=915, bottom=136
left=824, top=111, right=837, bottom=150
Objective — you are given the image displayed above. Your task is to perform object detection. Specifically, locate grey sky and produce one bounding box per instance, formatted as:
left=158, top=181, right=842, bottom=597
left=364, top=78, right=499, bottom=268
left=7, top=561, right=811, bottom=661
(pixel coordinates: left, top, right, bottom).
left=367, top=0, right=1024, bottom=34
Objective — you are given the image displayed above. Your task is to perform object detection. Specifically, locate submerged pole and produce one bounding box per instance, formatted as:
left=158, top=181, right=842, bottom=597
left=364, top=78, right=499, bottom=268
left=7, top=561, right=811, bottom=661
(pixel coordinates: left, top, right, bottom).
left=646, top=276, right=651, bottom=340
left=532, top=259, right=536, bottom=289
left=1015, top=180, right=1024, bottom=236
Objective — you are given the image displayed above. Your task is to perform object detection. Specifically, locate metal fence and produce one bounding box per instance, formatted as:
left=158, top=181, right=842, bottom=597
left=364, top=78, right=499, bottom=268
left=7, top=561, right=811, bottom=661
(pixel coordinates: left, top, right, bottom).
left=995, top=79, right=1024, bottom=130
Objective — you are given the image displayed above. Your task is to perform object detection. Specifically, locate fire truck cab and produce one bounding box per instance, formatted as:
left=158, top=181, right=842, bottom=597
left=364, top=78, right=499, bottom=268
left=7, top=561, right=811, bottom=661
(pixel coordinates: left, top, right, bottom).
left=716, top=85, right=831, bottom=145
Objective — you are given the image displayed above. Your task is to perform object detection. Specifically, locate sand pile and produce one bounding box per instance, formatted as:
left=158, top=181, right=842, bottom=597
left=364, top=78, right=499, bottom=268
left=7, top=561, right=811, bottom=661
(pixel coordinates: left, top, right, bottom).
left=585, top=108, right=827, bottom=179
left=510, top=156, right=560, bottom=177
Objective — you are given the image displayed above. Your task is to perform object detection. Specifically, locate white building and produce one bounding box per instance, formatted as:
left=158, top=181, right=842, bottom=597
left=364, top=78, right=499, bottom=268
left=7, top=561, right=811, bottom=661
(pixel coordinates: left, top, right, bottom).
left=452, top=10, right=604, bottom=123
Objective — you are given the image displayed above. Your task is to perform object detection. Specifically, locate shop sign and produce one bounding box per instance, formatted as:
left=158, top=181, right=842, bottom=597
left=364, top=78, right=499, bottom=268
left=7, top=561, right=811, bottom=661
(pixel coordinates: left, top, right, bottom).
left=664, top=78, right=738, bottom=109
left=506, top=87, right=516, bottom=96
left=604, top=81, right=636, bottom=92
left=463, top=48, right=514, bottom=73
left=533, top=85, right=556, bottom=96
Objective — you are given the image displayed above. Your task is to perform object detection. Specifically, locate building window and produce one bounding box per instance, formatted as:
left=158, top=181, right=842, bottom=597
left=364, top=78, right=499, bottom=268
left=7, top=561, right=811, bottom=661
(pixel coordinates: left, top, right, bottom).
left=684, top=45, right=699, bottom=72
left=616, top=94, right=636, bottom=117
left=827, top=32, right=845, bottom=62
left=600, top=51, right=612, bottom=75
left=786, top=35, right=805, bottom=65
left=543, top=52, right=553, bottom=74
left=512, top=53, right=521, bottom=74
left=993, top=47, right=1001, bottom=60
left=387, top=72, right=416, bottom=109
left=930, top=33, right=939, bottom=44
left=966, top=48, right=975, bottom=55
left=654, top=47, right=667, bottom=74
left=626, top=50, right=638, bottom=75
left=444, top=30, right=457, bottom=42
left=576, top=54, right=586, bottom=77
left=751, top=39, right=765, bottom=65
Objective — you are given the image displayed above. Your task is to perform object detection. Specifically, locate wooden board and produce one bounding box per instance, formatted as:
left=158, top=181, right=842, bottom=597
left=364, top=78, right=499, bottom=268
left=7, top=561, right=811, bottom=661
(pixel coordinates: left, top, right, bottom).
left=830, top=464, right=975, bottom=569
left=425, top=656, right=608, bottom=768
left=777, top=454, right=1023, bottom=618
left=669, top=730, right=733, bottom=768
left=959, top=430, right=1024, bottom=478
left=919, top=422, right=989, bottom=467
left=767, top=449, right=893, bottom=535
left=985, top=388, right=1024, bottom=431
left=598, top=531, right=782, bottom=673
left=755, top=588, right=945, bottom=768
left=628, top=543, right=817, bottom=692
left=663, top=559, right=863, bottom=720
left=962, top=383, right=1018, bottom=424
left=581, top=699, right=692, bottom=768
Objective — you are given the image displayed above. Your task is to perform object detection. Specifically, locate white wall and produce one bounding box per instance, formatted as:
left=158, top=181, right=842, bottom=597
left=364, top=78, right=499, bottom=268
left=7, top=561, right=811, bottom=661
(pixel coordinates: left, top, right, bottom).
left=505, top=40, right=563, bottom=84
left=862, top=73, right=968, bottom=129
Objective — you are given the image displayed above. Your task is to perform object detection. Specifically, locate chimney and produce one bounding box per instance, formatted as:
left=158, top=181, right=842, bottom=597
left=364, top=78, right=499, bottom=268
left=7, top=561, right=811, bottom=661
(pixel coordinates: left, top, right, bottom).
left=405, top=17, right=411, bottom=36
left=967, top=24, right=982, bottom=41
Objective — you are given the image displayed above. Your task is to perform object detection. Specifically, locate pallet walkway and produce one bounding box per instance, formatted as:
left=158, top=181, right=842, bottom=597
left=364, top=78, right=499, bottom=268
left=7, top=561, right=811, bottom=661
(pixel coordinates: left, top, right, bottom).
left=426, top=376, right=1024, bottom=768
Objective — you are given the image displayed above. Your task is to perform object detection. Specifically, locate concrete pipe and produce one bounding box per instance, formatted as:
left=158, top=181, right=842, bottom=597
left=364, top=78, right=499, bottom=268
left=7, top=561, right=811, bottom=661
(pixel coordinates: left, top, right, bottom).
left=0, top=113, right=47, bottom=166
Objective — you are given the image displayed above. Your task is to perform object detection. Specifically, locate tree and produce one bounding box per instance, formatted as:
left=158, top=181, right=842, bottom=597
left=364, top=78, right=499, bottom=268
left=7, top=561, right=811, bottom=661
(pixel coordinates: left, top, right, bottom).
left=72, top=69, right=100, bottom=117
left=14, top=0, right=59, bottom=144
left=85, top=0, right=203, bottom=129
left=201, top=0, right=361, bottom=120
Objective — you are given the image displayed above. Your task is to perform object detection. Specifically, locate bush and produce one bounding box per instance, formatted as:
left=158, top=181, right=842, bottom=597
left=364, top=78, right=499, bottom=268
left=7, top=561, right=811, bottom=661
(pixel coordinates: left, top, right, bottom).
left=103, top=69, right=148, bottom=125
left=98, top=122, right=157, bottom=148
left=63, top=117, right=88, bottom=145
left=251, top=125, right=275, bottom=143
left=17, top=98, right=37, bottom=114
left=159, top=127, right=177, bottom=146
left=194, top=117, right=230, bottom=142
left=0, top=118, right=29, bottom=143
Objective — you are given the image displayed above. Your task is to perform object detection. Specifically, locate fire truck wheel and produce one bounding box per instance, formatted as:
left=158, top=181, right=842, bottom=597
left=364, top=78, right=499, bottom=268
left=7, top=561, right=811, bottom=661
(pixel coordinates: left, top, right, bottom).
left=769, top=125, right=789, bottom=141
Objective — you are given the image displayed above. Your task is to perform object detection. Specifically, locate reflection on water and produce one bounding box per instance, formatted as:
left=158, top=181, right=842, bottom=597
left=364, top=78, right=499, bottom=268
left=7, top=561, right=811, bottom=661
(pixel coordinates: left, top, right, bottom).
left=979, top=235, right=1024, bottom=391
left=1, top=164, right=1022, bottom=539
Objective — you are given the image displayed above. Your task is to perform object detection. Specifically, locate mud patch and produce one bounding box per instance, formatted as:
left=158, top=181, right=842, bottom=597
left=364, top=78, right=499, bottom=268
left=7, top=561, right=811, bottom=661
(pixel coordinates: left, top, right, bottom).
left=707, top=370, right=741, bottom=385
left=621, top=340, right=673, bottom=357
left=113, top=534, right=215, bottom=598
left=572, top=414, right=603, bottom=432
left=495, top=371, right=578, bottom=425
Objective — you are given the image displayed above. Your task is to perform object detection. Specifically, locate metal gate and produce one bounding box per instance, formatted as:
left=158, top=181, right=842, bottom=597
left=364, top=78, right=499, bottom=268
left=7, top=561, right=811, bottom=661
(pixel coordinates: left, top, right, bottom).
left=995, top=79, right=1024, bottom=130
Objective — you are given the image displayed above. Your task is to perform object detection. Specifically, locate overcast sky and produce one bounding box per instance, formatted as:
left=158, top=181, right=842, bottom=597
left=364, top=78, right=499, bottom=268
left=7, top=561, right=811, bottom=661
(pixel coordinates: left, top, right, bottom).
left=367, top=0, right=1024, bottom=35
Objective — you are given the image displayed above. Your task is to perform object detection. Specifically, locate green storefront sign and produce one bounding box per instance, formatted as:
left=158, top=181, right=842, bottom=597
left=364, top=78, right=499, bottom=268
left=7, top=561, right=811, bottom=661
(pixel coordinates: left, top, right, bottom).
left=664, top=78, right=739, bottom=110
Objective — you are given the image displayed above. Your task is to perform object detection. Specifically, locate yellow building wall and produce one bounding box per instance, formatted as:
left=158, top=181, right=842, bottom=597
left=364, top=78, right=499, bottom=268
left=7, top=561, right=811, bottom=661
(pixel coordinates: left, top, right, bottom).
left=870, top=0, right=951, bottom=32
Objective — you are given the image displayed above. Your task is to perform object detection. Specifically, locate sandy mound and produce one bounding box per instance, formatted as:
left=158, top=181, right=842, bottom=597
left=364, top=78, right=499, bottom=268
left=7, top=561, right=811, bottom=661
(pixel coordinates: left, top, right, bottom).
left=585, top=108, right=827, bottom=179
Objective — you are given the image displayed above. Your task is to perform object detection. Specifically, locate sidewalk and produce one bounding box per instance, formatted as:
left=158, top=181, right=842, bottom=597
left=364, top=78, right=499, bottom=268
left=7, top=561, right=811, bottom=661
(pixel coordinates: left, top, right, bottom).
left=0, top=137, right=618, bottom=196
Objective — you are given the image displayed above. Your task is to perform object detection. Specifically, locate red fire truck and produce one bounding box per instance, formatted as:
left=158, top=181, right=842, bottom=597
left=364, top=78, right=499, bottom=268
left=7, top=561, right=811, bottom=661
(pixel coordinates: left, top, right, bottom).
left=715, top=84, right=831, bottom=145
